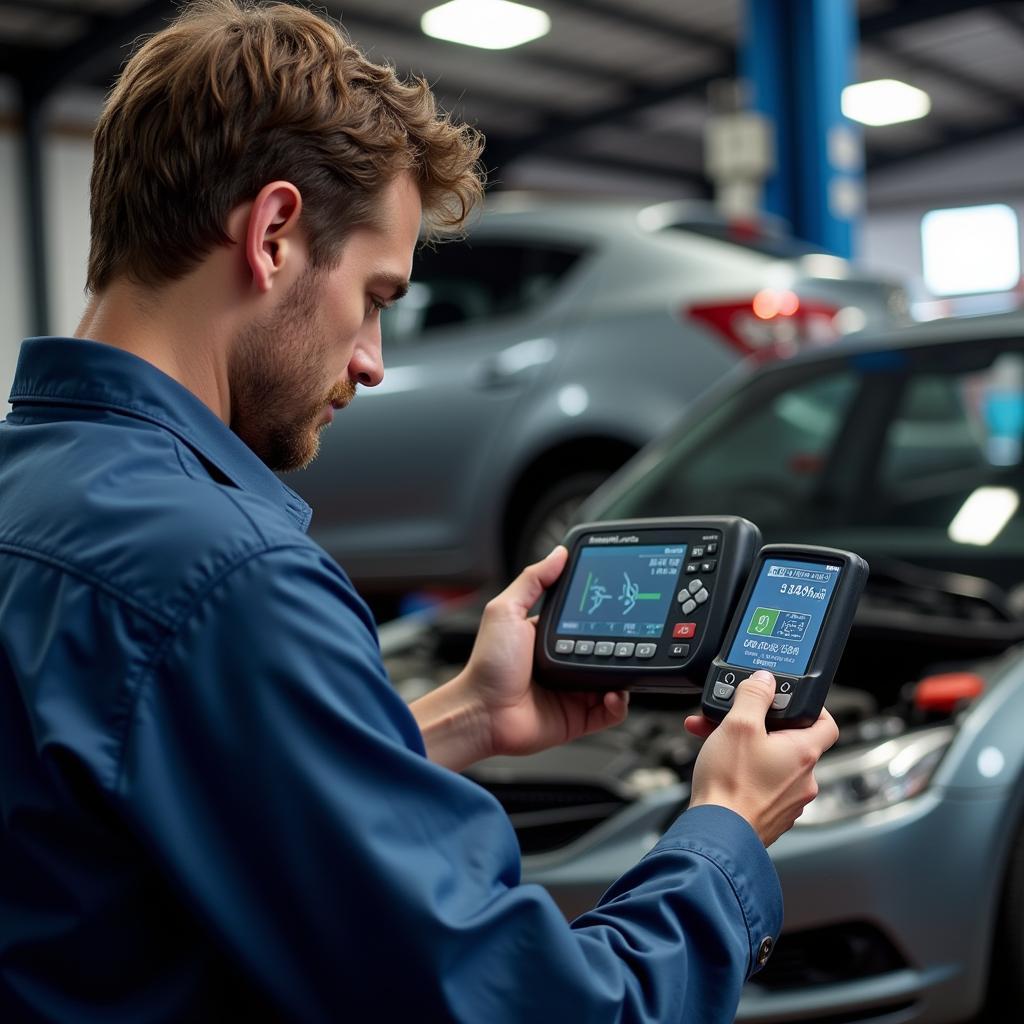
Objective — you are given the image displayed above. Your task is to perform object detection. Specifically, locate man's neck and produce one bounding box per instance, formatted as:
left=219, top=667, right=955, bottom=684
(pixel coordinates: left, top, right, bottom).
left=75, top=276, right=235, bottom=423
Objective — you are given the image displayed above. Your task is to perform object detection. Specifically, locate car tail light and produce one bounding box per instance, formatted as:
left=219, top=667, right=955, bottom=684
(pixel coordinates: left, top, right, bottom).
left=913, top=672, right=985, bottom=714
left=687, top=290, right=841, bottom=360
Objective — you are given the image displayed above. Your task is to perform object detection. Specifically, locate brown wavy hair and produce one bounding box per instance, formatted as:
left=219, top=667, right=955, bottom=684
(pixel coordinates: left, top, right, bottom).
left=87, top=0, right=485, bottom=292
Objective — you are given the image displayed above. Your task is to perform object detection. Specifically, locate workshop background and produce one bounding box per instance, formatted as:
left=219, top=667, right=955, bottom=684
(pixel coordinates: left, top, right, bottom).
left=4, top=4, right=1024, bottom=1024
left=2, top=1, right=1023, bottom=392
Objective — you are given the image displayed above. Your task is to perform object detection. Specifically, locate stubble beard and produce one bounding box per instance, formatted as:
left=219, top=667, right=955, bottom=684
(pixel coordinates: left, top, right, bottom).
left=229, top=269, right=356, bottom=473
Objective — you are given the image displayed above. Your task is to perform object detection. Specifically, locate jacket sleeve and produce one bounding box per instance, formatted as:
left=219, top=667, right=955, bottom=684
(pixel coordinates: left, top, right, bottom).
left=117, top=542, right=782, bottom=1024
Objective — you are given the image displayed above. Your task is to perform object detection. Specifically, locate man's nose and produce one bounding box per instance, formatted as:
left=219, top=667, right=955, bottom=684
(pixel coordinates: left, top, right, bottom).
left=350, top=325, right=384, bottom=387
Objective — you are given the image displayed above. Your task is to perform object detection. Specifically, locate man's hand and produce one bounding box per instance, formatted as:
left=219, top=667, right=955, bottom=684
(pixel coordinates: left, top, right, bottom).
left=684, top=670, right=839, bottom=846
left=410, top=546, right=628, bottom=772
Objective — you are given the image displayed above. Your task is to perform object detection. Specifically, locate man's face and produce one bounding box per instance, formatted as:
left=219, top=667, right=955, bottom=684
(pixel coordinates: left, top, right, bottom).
left=229, top=173, right=421, bottom=471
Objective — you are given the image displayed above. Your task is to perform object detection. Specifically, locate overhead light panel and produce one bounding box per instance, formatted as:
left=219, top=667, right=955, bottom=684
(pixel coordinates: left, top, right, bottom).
left=422, top=0, right=551, bottom=50
left=841, top=79, right=931, bottom=126
left=948, top=486, right=1019, bottom=546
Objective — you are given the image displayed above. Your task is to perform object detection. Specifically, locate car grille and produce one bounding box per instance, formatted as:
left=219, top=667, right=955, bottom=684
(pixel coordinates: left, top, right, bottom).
left=754, top=921, right=907, bottom=991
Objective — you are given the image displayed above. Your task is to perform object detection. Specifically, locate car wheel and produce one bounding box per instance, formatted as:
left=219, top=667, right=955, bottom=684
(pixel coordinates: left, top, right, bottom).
left=510, top=471, right=611, bottom=575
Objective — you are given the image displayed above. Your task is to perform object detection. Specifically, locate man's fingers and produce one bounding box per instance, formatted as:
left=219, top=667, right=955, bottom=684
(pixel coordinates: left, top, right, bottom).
left=684, top=714, right=717, bottom=739
left=802, top=706, right=840, bottom=754
left=725, top=671, right=776, bottom=726
left=499, top=545, right=568, bottom=612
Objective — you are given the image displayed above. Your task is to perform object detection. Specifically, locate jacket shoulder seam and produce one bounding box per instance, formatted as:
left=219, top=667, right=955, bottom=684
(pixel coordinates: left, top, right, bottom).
left=0, top=539, right=175, bottom=628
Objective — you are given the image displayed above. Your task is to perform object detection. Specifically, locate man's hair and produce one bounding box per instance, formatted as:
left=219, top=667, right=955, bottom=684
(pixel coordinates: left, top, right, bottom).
left=86, top=0, right=485, bottom=292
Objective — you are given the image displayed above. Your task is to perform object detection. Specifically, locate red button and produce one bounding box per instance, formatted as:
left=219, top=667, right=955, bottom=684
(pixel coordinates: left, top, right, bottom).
left=672, top=622, right=697, bottom=639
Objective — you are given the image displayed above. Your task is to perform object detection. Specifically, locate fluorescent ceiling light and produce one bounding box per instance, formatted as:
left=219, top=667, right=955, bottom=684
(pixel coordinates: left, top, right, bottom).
left=841, top=79, right=931, bottom=126
left=921, top=204, right=1021, bottom=296
left=422, top=0, right=550, bottom=50
left=948, top=486, right=1020, bottom=546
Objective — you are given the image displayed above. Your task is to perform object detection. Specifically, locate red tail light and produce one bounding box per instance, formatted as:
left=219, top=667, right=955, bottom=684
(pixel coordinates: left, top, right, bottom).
left=687, top=290, right=841, bottom=360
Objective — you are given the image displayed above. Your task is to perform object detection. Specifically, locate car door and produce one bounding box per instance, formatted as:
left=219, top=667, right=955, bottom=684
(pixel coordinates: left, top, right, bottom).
left=291, top=239, right=584, bottom=583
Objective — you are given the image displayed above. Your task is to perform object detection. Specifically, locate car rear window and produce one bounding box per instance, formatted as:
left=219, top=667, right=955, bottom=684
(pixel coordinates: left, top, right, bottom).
left=383, top=241, right=584, bottom=344
left=661, top=221, right=825, bottom=260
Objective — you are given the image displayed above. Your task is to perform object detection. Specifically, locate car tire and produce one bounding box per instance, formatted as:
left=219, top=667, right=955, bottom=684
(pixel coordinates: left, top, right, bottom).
left=509, top=470, right=611, bottom=575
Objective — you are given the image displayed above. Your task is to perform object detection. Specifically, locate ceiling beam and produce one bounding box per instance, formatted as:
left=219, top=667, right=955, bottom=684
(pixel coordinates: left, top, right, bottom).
left=866, top=36, right=1024, bottom=116
left=859, top=0, right=1001, bottom=39
left=550, top=0, right=732, bottom=59
left=867, top=113, right=1024, bottom=173
left=502, top=0, right=1012, bottom=165
left=498, top=67, right=728, bottom=162
left=337, top=7, right=657, bottom=90
left=0, top=0, right=90, bottom=16
left=495, top=146, right=710, bottom=190
left=990, top=2, right=1024, bottom=41
left=25, top=0, right=174, bottom=98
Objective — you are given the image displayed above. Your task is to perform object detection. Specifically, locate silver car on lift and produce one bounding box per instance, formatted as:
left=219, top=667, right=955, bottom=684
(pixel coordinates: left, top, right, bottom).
left=290, top=194, right=907, bottom=596
left=381, top=312, right=1024, bottom=1023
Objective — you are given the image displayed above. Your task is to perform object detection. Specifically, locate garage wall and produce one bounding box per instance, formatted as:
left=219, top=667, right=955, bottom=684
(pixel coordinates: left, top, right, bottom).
left=0, top=131, right=31, bottom=410
left=860, top=129, right=1024, bottom=314
left=0, top=124, right=92, bottom=410
left=860, top=195, right=1024, bottom=315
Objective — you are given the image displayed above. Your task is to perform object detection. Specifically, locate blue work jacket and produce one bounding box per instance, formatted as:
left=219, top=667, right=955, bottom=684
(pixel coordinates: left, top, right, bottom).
left=0, top=337, right=782, bottom=1023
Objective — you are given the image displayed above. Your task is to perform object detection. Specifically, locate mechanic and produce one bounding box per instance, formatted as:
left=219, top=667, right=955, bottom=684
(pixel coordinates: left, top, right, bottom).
left=0, top=2, right=838, bottom=1021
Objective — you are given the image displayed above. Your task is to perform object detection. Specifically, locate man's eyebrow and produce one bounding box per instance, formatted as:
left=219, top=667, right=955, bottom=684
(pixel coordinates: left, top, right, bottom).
left=372, top=273, right=410, bottom=302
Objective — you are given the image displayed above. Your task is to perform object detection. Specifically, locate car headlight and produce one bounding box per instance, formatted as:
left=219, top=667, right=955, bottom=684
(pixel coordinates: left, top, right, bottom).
left=797, top=725, right=955, bottom=826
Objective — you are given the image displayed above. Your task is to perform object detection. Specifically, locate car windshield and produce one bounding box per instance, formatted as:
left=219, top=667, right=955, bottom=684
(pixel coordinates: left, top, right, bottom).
left=595, top=334, right=1024, bottom=590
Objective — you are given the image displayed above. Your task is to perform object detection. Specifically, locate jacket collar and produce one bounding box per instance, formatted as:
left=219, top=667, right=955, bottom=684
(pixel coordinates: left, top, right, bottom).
left=9, top=336, right=313, bottom=532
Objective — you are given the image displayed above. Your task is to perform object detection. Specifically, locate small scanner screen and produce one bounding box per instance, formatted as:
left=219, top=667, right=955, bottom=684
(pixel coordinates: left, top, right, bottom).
left=725, top=558, right=843, bottom=675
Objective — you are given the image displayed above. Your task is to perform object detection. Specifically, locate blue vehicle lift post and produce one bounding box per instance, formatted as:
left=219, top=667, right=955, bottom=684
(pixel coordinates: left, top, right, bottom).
left=741, top=0, right=863, bottom=258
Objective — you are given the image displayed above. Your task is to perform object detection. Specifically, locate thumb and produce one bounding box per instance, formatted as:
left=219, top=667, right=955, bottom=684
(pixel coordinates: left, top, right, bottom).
left=502, top=545, right=569, bottom=613
left=727, top=670, right=777, bottom=725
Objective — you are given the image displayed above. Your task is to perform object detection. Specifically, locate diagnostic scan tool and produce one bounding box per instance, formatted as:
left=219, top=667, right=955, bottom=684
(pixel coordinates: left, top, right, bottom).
left=534, top=517, right=762, bottom=693
left=702, top=545, right=868, bottom=729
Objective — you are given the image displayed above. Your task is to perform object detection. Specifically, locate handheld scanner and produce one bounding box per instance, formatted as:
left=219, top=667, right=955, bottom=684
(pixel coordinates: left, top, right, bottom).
left=702, top=544, right=869, bottom=729
left=535, top=517, right=762, bottom=693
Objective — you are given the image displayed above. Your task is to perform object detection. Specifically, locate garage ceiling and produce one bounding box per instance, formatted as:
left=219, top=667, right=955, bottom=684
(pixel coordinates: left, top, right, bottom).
left=1, top=0, right=1023, bottom=194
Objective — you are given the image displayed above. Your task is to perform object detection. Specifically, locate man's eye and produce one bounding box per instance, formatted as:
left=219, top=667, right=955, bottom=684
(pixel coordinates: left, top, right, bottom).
left=369, top=296, right=388, bottom=314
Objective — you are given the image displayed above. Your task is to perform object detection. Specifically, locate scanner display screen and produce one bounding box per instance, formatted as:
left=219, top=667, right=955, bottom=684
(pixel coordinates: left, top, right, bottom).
left=725, top=558, right=843, bottom=675
left=557, top=543, right=686, bottom=639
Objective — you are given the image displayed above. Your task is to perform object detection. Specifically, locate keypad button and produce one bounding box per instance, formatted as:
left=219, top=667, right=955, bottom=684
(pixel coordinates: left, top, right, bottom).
left=669, top=643, right=690, bottom=658
left=718, top=669, right=738, bottom=686
left=713, top=682, right=736, bottom=702
left=676, top=588, right=689, bottom=603
left=700, top=559, right=717, bottom=573
left=574, top=640, right=595, bottom=655
left=685, top=561, right=701, bottom=574
left=614, top=642, right=636, bottom=657
left=673, top=622, right=697, bottom=639
left=695, top=588, right=710, bottom=605
left=771, top=693, right=793, bottom=711
left=706, top=542, right=719, bottom=555
left=635, top=643, right=657, bottom=659
left=688, top=578, right=703, bottom=595
left=555, top=639, right=574, bottom=654
left=681, top=598, right=697, bottom=614
left=691, top=545, right=705, bottom=558
left=594, top=641, right=615, bottom=657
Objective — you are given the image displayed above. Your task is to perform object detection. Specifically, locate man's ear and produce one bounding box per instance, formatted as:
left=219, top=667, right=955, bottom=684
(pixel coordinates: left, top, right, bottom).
left=244, top=181, right=304, bottom=293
